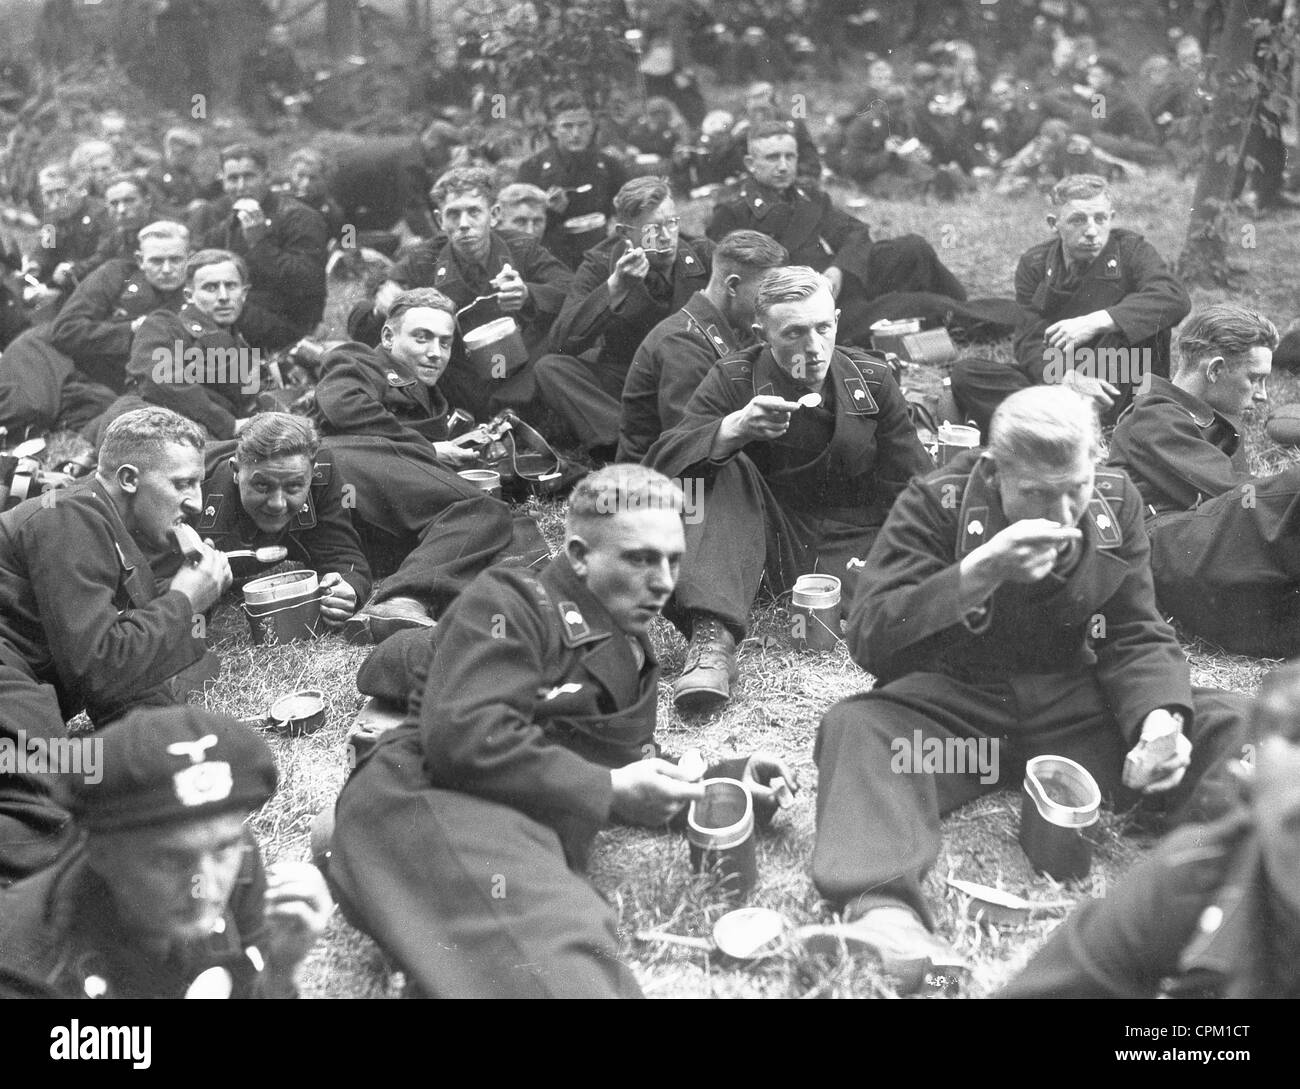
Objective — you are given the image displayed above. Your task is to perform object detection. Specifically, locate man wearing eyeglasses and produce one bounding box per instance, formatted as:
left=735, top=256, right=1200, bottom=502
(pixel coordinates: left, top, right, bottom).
left=0, top=220, right=190, bottom=437
left=534, top=176, right=713, bottom=460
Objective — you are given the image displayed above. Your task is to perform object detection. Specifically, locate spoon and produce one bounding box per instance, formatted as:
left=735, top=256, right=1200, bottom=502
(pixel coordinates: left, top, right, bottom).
left=564, top=183, right=594, bottom=194
left=455, top=293, right=502, bottom=319
left=224, top=546, right=290, bottom=563
left=796, top=393, right=822, bottom=409
left=944, top=877, right=1075, bottom=926
left=636, top=907, right=789, bottom=960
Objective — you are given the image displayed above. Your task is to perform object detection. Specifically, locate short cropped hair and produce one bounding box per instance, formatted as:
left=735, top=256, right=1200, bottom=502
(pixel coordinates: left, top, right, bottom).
left=386, top=287, right=456, bottom=331
left=234, top=412, right=320, bottom=466
left=497, top=182, right=548, bottom=209
left=712, top=230, right=788, bottom=282
left=1251, top=661, right=1300, bottom=743
left=566, top=464, right=684, bottom=537
left=747, top=119, right=799, bottom=150
left=988, top=386, right=1101, bottom=470
left=38, top=163, right=71, bottom=185
left=430, top=165, right=497, bottom=208
left=136, top=220, right=190, bottom=247
left=98, top=407, right=205, bottom=477
left=1175, top=304, right=1279, bottom=372
left=164, top=126, right=202, bottom=151
left=613, top=176, right=671, bottom=223
left=753, top=265, right=831, bottom=323
left=547, top=91, right=593, bottom=118
left=70, top=140, right=115, bottom=171
left=1050, top=174, right=1112, bottom=207
left=103, top=173, right=147, bottom=197
left=185, top=248, right=247, bottom=285
left=288, top=147, right=331, bottom=177
left=219, top=142, right=268, bottom=170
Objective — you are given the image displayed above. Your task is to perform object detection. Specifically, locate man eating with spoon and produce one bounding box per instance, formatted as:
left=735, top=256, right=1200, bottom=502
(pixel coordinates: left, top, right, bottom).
left=646, top=266, right=932, bottom=712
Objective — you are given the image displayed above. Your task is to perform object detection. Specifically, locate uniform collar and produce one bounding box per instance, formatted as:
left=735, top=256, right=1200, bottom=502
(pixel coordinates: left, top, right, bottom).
left=608, top=237, right=708, bottom=283
left=177, top=302, right=240, bottom=339
left=544, top=554, right=655, bottom=666
left=682, top=290, right=745, bottom=356
left=740, top=178, right=808, bottom=217
left=1153, top=373, right=1235, bottom=432
left=1044, top=231, right=1125, bottom=284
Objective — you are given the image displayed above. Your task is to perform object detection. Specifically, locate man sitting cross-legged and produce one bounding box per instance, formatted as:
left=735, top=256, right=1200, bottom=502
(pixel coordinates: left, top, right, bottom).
left=1108, top=303, right=1299, bottom=657
left=646, top=266, right=933, bottom=713
left=950, top=174, right=1190, bottom=433
left=327, top=465, right=795, bottom=998
left=804, top=386, right=1250, bottom=994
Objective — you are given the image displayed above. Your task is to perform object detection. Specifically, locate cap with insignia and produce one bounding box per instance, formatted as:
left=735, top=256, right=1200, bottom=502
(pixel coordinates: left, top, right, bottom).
left=70, top=708, right=277, bottom=833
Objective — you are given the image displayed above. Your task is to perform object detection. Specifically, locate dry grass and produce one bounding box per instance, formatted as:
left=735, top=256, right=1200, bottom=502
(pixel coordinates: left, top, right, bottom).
left=205, top=169, right=1300, bottom=999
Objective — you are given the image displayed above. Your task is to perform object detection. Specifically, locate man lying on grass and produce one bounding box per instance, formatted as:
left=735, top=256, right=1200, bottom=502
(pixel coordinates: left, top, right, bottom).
left=326, top=465, right=796, bottom=998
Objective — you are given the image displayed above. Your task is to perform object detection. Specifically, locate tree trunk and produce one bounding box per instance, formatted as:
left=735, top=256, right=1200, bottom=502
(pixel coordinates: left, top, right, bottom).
left=325, top=0, right=360, bottom=60
left=1179, top=0, right=1272, bottom=286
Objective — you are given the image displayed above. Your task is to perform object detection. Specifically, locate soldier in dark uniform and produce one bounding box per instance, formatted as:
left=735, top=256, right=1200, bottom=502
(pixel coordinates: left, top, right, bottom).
left=1108, top=304, right=1295, bottom=657
left=517, top=93, right=629, bottom=271
left=286, top=148, right=346, bottom=245
left=706, top=122, right=984, bottom=346
left=618, top=229, right=788, bottom=462
left=25, top=163, right=108, bottom=312
left=534, top=176, right=713, bottom=458
left=200, top=412, right=369, bottom=627
left=646, top=267, right=933, bottom=713
left=143, top=127, right=216, bottom=219
left=802, top=386, right=1250, bottom=994
left=81, top=175, right=158, bottom=279
left=707, top=82, right=823, bottom=186
left=1000, top=660, right=1300, bottom=999
left=347, top=166, right=573, bottom=423
left=1084, top=55, right=1169, bottom=168
left=951, top=175, right=1191, bottom=434
left=0, top=707, right=332, bottom=998
left=0, top=221, right=188, bottom=437
left=327, top=465, right=796, bottom=997
left=313, top=288, right=516, bottom=636
left=0, top=407, right=230, bottom=882
left=195, top=143, right=327, bottom=351
left=116, top=248, right=260, bottom=442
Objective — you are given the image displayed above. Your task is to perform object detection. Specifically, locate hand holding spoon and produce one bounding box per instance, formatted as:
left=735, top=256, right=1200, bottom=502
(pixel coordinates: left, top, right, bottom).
left=223, top=545, right=290, bottom=563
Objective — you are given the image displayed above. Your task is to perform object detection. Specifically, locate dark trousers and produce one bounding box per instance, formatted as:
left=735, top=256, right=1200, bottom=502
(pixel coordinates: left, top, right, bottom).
left=0, top=327, right=117, bottom=437
left=371, top=496, right=517, bottom=618
left=1149, top=467, right=1300, bottom=657
left=533, top=350, right=627, bottom=451
left=321, top=434, right=517, bottom=613
left=811, top=670, right=1248, bottom=928
left=330, top=732, right=643, bottom=998
left=0, top=660, right=76, bottom=885
left=673, top=456, right=882, bottom=640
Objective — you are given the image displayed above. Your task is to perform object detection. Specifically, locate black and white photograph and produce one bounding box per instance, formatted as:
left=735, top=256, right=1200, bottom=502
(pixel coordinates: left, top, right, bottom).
left=0, top=0, right=1294, bottom=1045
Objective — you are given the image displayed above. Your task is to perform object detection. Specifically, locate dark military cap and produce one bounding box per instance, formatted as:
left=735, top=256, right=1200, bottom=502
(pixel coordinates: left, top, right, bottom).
left=71, top=707, right=278, bottom=833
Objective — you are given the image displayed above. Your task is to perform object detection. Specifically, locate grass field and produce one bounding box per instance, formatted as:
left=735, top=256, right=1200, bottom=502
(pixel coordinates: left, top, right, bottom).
left=213, top=169, right=1300, bottom=999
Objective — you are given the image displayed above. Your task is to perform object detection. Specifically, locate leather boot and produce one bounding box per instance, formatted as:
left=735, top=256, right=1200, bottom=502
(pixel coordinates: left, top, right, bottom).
left=672, top=614, right=739, bottom=714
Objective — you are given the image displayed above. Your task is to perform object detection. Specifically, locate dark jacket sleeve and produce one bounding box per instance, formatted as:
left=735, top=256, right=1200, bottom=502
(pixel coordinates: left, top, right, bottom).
left=127, top=312, right=239, bottom=440
left=705, top=201, right=747, bottom=243
left=512, top=234, right=574, bottom=324
left=845, top=475, right=978, bottom=681
left=418, top=573, right=615, bottom=829
left=1012, top=248, right=1051, bottom=376
left=245, top=203, right=328, bottom=309
left=312, top=345, right=432, bottom=447
left=643, top=360, right=745, bottom=480
left=1086, top=474, right=1193, bottom=736
left=1112, top=403, right=1254, bottom=508
left=996, top=816, right=1245, bottom=998
left=48, top=260, right=133, bottom=366
left=547, top=246, right=618, bottom=356
left=1104, top=237, right=1190, bottom=347
left=866, top=359, right=937, bottom=501
left=620, top=319, right=721, bottom=463
left=618, top=336, right=668, bottom=464
left=301, top=467, right=372, bottom=602
left=22, top=499, right=207, bottom=710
